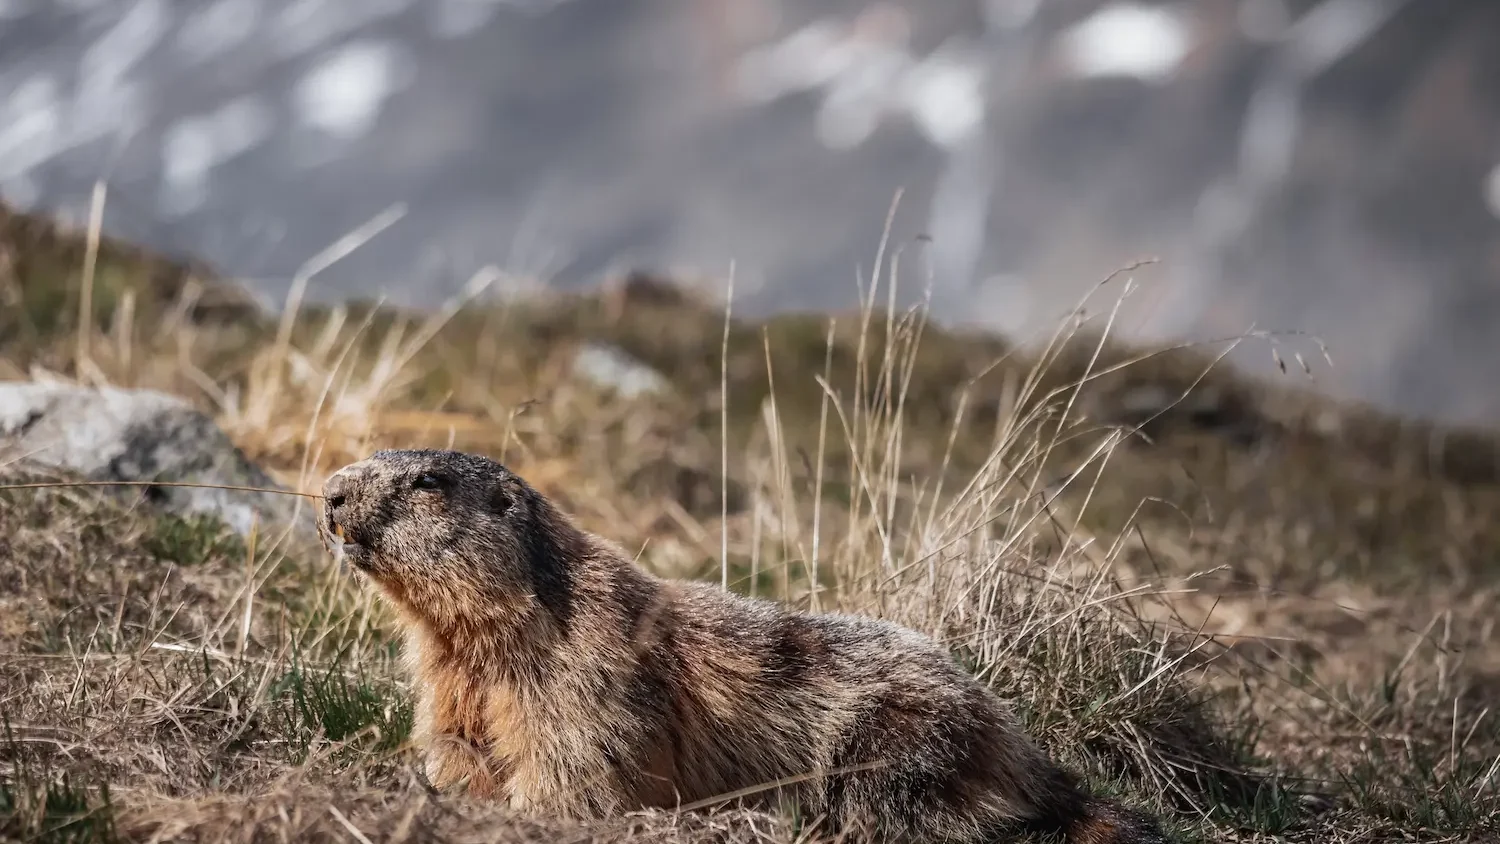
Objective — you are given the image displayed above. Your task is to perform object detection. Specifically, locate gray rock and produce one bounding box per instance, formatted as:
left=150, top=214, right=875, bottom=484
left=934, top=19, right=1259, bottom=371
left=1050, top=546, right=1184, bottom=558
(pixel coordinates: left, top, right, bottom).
left=0, top=383, right=312, bottom=540
left=570, top=343, right=670, bottom=399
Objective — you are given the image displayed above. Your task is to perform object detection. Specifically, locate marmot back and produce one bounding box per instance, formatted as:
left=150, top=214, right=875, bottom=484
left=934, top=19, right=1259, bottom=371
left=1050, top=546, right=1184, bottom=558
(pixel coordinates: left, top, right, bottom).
left=320, top=448, right=1167, bottom=843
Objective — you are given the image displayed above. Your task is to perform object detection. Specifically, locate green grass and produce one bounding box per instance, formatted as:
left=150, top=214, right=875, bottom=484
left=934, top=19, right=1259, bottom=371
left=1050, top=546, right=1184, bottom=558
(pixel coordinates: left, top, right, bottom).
left=140, top=512, right=247, bottom=566
left=0, top=720, right=119, bottom=844
left=265, top=651, right=414, bottom=765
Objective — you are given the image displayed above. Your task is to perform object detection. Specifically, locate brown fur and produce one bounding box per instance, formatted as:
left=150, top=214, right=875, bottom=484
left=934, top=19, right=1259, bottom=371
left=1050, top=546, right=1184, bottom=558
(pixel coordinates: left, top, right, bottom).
left=320, top=448, right=1168, bottom=843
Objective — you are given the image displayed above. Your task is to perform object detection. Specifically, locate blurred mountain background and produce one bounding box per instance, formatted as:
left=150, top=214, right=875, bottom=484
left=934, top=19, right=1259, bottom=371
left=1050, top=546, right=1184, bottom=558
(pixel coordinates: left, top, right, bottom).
left=3, top=0, right=1499, bottom=425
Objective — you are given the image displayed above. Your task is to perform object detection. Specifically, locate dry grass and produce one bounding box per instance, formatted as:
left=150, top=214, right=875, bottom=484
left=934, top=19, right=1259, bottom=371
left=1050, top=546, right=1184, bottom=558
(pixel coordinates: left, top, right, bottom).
left=2, top=199, right=1498, bottom=842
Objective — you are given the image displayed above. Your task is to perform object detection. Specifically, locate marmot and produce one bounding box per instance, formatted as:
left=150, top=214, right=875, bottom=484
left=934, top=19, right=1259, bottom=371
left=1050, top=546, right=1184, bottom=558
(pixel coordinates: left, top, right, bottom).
left=320, top=448, right=1168, bottom=843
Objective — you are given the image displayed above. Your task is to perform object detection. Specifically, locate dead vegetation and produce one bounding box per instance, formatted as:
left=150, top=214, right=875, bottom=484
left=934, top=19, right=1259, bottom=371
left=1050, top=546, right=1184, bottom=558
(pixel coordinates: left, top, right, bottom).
left=1, top=199, right=1498, bottom=842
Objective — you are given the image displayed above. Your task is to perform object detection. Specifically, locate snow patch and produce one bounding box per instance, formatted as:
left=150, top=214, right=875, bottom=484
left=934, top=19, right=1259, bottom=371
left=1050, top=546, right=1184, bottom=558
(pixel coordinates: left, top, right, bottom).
left=1054, top=2, right=1192, bottom=83
left=160, top=95, right=273, bottom=214
left=899, top=48, right=985, bottom=148
left=735, top=11, right=985, bottom=152
left=734, top=20, right=851, bottom=104
left=292, top=40, right=410, bottom=142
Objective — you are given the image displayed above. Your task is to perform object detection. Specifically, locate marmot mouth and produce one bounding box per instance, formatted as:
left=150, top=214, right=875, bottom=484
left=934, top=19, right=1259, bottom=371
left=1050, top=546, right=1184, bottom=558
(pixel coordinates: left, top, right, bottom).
left=327, top=519, right=373, bottom=565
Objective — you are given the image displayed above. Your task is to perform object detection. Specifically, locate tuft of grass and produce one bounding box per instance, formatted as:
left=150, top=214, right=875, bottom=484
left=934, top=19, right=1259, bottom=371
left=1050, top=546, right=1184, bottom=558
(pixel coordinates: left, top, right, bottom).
left=0, top=721, right=119, bottom=844
left=0, top=778, right=118, bottom=844
left=141, top=511, right=247, bottom=566
left=266, top=651, right=414, bottom=765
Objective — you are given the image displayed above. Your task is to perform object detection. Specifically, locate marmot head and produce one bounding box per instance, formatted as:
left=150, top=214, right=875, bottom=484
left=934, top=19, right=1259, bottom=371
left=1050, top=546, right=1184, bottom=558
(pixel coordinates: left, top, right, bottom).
left=320, top=448, right=576, bottom=631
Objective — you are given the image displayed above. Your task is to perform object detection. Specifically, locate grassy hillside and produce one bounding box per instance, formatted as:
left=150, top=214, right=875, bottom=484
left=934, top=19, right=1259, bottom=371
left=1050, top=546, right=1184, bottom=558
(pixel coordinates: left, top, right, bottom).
left=1, top=199, right=1497, bottom=842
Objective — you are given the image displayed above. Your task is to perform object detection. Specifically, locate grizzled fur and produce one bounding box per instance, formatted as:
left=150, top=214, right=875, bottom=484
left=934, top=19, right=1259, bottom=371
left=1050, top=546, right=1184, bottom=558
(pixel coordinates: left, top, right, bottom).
left=320, top=448, right=1167, bottom=843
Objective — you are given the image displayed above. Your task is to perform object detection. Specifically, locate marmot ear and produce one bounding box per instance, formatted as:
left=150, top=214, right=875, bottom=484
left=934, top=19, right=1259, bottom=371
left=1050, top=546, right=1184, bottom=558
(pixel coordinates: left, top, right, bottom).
left=493, top=479, right=515, bottom=516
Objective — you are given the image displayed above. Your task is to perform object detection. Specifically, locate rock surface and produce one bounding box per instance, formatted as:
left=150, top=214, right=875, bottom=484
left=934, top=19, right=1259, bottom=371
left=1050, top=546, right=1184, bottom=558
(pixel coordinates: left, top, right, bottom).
left=0, top=382, right=311, bottom=540
left=570, top=342, right=670, bottom=399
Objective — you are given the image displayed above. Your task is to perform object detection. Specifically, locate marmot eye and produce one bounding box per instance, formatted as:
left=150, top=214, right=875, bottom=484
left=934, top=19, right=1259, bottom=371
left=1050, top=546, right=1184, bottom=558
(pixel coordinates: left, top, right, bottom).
left=412, top=473, right=444, bottom=491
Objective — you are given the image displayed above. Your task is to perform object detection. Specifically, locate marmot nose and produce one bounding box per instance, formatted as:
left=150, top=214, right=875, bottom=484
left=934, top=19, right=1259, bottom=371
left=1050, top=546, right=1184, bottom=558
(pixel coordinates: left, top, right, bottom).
left=322, top=471, right=355, bottom=522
